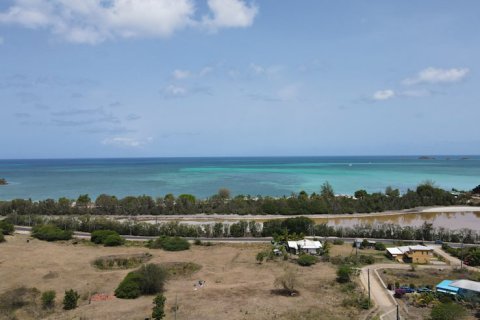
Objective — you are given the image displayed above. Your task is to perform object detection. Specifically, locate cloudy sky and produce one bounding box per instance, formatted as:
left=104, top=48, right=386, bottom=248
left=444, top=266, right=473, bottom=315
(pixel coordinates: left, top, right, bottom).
left=0, top=0, right=479, bottom=158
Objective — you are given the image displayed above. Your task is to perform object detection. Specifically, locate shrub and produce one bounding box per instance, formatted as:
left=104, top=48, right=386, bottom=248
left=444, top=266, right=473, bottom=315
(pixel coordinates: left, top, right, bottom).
left=194, top=239, right=202, bottom=245
left=63, top=289, right=79, bottom=310
left=103, top=234, right=125, bottom=246
left=430, top=302, right=467, bottom=320
left=115, top=272, right=144, bottom=299
left=358, top=255, right=375, bottom=265
left=256, top=251, right=267, bottom=264
left=333, top=239, right=344, bottom=245
left=115, top=264, right=167, bottom=299
left=32, top=225, right=72, bottom=241
left=138, top=264, right=168, bottom=295
left=41, top=290, right=56, bottom=309
left=0, top=220, right=14, bottom=235
left=297, top=254, right=317, bottom=266
left=274, top=267, right=298, bottom=295
left=152, top=294, right=166, bottom=320
left=374, top=242, right=386, bottom=251
left=148, top=236, right=190, bottom=251
left=90, top=230, right=118, bottom=244
left=0, top=232, right=4, bottom=243
left=115, top=271, right=143, bottom=299
left=337, top=264, right=353, bottom=283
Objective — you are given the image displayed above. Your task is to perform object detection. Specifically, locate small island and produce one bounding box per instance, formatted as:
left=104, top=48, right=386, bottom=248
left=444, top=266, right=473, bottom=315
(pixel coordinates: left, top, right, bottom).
left=0, top=178, right=7, bottom=185
left=418, top=156, right=435, bottom=160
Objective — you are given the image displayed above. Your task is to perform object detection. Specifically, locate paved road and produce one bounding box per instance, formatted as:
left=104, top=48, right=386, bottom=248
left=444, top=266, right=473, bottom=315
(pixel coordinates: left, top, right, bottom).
left=14, top=225, right=479, bottom=247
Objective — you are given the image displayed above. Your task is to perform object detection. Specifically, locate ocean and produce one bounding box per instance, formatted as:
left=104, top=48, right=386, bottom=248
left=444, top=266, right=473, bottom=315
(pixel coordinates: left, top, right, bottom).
left=0, top=156, right=479, bottom=200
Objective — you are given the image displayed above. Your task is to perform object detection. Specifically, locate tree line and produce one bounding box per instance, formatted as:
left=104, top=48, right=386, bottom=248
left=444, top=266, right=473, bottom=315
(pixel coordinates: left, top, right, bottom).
left=5, top=213, right=479, bottom=243
left=0, top=182, right=473, bottom=216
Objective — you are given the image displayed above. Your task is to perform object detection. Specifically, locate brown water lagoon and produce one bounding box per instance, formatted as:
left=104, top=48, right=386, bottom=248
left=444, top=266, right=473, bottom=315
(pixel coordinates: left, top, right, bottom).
left=123, top=206, right=480, bottom=232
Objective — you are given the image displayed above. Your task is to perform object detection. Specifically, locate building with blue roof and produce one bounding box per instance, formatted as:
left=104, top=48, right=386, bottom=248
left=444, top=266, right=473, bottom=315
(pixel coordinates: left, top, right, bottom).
left=435, top=280, right=461, bottom=295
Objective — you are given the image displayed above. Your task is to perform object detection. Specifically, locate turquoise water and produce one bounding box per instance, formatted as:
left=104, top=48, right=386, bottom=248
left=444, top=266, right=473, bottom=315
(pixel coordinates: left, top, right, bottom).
left=0, top=156, right=479, bottom=200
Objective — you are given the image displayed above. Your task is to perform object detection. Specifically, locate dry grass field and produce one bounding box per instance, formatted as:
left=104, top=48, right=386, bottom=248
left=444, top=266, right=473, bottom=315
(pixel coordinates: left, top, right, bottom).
left=0, top=234, right=369, bottom=320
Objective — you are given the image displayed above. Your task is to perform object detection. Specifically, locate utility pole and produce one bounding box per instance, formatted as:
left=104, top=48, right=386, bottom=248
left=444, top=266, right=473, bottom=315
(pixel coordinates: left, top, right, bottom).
left=396, top=304, right=400, bottom=320
left=367, top=269, right=371, bottom=309
left=460, top=239, right=464, bottom=269
left=174, top=294, right=178, bottom=320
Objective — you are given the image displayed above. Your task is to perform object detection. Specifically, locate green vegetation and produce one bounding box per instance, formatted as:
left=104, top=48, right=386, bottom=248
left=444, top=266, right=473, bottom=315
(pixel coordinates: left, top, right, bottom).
left=32, top=224, right=73, bottom=241
left=91, top=229, right=118, bottom=244
left=333, top=239, right=344, bottom=245
left=0, top=183, right=468, bottom=216
left=147, top=236, right=190, bottom=251
left=0, top=232, right=4, bottom=243
left=103, top=233, right=125, bottom=246
left=297, top=254, right=317, bottom=266
left=430, top=302, right=467, bottom=320
left=41, top=290, right=56, bottom=309
left=62, top=289, right=79, bottom=310
left=337, top=264, right=353, bottom=283
left=442, top=244, right=480, bottom=266
left=92, top=253, right=152, bottom=270
left=0, top=220, right=14, bottom=234
left=115, top=264, right=167, bottom=299
left=256, top=251, right=268, bottom=264
left=374, top=242, right=386, bottom=251
left=152, top=294, right=166, bottom=320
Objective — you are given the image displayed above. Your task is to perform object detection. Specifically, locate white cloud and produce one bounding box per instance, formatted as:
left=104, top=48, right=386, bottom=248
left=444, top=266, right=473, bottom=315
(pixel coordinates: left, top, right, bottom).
left=277, top=84, right=299, bottom=101
left=0, top=0, right=258, bottom=44
left=372, top=89, right=395, bottom=101
left=403, top=67, right=469, bottom=85
left=164, top=84, right=187, bottom=97
left=102, top=136, right=152, bottom=147
left=172, top=69, right=191, bottom=80
left=203, top=0, right=258, bottom=29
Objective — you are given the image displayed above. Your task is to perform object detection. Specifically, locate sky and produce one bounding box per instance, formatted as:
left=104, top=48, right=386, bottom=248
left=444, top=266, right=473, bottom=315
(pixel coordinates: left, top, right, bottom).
left=0, top=0, right=479, bottom=159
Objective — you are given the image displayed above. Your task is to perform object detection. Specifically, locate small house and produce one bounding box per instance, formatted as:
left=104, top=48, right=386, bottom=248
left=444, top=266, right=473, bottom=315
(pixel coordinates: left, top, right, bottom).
left=386, top=245, right=434, bottom=264
left=287, top=239, right=322, bottom=255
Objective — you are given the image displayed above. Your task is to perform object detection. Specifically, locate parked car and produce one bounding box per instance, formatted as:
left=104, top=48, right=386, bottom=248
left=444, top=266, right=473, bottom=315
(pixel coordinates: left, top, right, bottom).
left=399, top=286, right=415, bottom=293
left=416, top=287, right=432, bottom=293
left=434, top=240, right=443, bottom=245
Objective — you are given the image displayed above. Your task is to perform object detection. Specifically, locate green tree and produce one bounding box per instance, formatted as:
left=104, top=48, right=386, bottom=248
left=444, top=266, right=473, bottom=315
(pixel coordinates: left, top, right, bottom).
left=354, top=190, right=368, bottom=199
left=320, top=182, right=335, bottom=199
left=0, top=220, right=14, bottom=235
left=218, top=188, right=231, bottom=200
left=76, top=194, right=91, bottom=207
left=63, top=289, right=80, bottom=310
left=152, top=294, right=166, bottom=320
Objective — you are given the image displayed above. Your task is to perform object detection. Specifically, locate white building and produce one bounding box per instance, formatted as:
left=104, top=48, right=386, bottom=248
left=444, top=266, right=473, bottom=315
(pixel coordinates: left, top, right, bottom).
left=287, top=239, right=322, bottom=255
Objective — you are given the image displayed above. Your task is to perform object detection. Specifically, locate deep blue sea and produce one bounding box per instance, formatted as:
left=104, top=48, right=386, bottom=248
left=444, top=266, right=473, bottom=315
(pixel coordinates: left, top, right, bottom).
left=0, top=156, right=479, bottom=200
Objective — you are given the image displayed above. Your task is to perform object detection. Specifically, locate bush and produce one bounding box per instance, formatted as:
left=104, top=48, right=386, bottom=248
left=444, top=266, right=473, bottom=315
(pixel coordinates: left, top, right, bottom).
left=374, top=242, right=386, bottom=251
left=274, top=267, right=298, bottom=295
left=333, top=239, right=344, bottom=245
left=32, top=225, right=72, bottom=241
left=358, top=255, right=375, bottom=265
left=337, top=264, right=353, bottom=283
left=148, top=236, right=190, bottom=251
left=41, top=290, right=56, bottom=309
left=0, top=232, right=4, bottom=243
left=103, top=234, right=125, bottom=246
left=90, top=230, right=119, bottom=244
left=297, top=254, right=317, bottom=266
left=62, top=289, right=79, bottom=310
left=431, top=302, right=467, bottom=320
left=194, top=239, right=202, bottom=245
left=115, top=272, right=144, bottom=299
left=0, top=220, right=14, bottom=235
left=256, top=251, right=267, bottom=264
left=152, top=294, right=166, bottom=320
left=115, top=264, right=167, bottom=299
